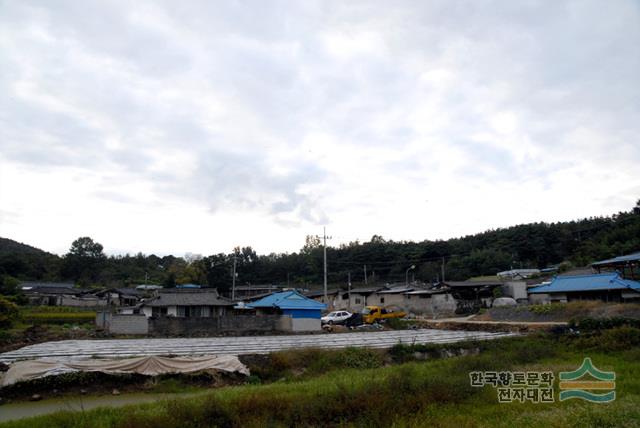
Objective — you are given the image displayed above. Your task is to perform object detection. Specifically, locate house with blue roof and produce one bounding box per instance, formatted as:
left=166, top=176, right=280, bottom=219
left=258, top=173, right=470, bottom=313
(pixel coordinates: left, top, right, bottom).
left=528, top=273, right=640, bottom=303
left=592, top=251, right=640, bottom=279
left=246, top=290, right=327, bottom=331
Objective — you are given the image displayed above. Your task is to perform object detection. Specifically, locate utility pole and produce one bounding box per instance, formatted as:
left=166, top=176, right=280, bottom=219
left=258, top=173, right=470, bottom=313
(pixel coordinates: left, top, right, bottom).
left=347, top=271, right=352, bottom=310
left=231, top=256, right=237, bottom=300
left=441, top=256, right=446, bottom=283
left=364, top=265, right=368, bottom=284
left=323, top=227, right=328, bottom=302
left=316, top=227, right=332, bottom=303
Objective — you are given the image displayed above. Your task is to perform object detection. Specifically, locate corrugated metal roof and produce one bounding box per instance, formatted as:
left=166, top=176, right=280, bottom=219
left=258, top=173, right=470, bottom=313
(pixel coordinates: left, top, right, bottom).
left=347, top=287, right=382, bottom=294
left=144, top=290, right=234, bottom=307
left=591, top=252, right=640, bottom=266
left=304, top=289, right=340, bottom=298
left=20, top=282, right=75, bottom=289
left=247, top=291, right=327, bottom=310
left=377, top=287, right=414, bottom=294
left=528, top=273, right=640, bottom=294
left=23, top=287, right=90, bottom=295
left=444, top=281, right=503, bottom=288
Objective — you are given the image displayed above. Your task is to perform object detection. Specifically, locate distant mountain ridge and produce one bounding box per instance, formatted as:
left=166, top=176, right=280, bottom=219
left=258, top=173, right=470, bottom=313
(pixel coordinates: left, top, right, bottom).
left=0, top=237, right=49, bottom=256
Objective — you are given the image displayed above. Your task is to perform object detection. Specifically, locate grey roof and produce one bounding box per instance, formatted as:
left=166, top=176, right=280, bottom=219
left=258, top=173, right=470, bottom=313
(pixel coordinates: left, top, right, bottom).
left=144, top=290, right=234, bottom=307
left=592, top=252, right=640, bottom=267
left=96, top=288, right=144, bottom=297
left=377, top=287, right=414, bottom=294
left=346, top=287, right=383, bottom=294
left=20, top=282, right=75, bottom=289
left=405, top=289, right=449, bottom=295
left=23, top=287, right=90, bottom=295
left=443, top=281, right=503, bottom=288
left=304, top=289, right=340, bottom=298
left=233, top=285, right=284, bottom=291
left=115, top=288, right=144, bottom=296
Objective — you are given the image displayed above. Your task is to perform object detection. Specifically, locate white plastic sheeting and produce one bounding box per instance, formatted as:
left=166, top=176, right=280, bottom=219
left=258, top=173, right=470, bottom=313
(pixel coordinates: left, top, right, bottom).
left=0, top=355, right=249, bottom=387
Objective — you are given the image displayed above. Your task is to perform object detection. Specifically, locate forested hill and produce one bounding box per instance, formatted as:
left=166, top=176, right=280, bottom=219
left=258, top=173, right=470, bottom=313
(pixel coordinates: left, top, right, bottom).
left=1, top=200, right=639, bottom=290
left=0, top=237, right=49, bottom=256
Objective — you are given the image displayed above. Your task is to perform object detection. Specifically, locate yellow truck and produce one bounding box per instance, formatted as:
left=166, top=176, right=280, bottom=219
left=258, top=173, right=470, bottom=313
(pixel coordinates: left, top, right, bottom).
left=361, top=305, right=407, bottom=324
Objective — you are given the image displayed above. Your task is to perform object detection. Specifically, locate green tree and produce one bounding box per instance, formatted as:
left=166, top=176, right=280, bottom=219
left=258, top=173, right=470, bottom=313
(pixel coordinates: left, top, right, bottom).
left=62, top=237, right=107, bottom=285
left=0, top=296, right=19, bottom=328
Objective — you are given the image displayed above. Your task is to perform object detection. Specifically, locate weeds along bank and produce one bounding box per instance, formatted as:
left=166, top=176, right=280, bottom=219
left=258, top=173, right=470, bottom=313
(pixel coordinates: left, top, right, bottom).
left=2, top=326, right=640, bottom=428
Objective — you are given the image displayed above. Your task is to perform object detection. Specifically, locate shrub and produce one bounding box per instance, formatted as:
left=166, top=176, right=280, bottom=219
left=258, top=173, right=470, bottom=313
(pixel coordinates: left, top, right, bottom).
left=569, top=317, right=640, bottom=331
left=573, top=326, right=640, bottom=351
left=0, top=295, right=20, bottom=328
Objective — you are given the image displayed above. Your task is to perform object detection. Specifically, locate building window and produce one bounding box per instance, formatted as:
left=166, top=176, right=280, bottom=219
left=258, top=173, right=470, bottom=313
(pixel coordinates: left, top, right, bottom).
left=380, top=297, right=385, bottom=304
left=191, top=306, right=203, bottom=317
left=355, top=298, right=361, bottom=304
left=152, top=307, right=167, bottom=317
left=177, top=306, right=205, bottom=317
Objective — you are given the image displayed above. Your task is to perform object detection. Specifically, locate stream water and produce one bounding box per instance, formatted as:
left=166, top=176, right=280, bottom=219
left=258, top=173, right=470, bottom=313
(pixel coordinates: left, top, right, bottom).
left=0, top=391, right=204, bottom=423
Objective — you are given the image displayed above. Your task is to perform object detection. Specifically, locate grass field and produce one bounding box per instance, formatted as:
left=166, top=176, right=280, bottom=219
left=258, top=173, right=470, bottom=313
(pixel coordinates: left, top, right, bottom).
left=2, top=328, right=639, bottom=427
left=19, top=306, right=96, bottom=325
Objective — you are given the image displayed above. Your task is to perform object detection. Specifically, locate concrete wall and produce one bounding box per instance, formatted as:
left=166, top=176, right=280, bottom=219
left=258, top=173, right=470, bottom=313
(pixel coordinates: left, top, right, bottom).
left=110, top=314, right=149, bottom=334
left=502, top=281, right=528, bottom=300
left=403, top=294, right=457, bottom=318
left=528, top=293, right=567, bottom=304
left=60, top=296, right=107, bottom=307
left=149, top=315, right=281, bottom=336
left=369, top=293, right=405, bottom=307
left=347, top=294, right=370, bottom=312
left=291, top=317, right=321, bottom=331
left=96, top=312, right=149, bottom=335
left=312, top=294, right=340, bottom=311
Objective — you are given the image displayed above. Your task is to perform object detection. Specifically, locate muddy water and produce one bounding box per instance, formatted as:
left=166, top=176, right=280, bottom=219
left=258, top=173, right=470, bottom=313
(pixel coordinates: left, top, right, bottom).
left=0, top=391, right=206, bottom=423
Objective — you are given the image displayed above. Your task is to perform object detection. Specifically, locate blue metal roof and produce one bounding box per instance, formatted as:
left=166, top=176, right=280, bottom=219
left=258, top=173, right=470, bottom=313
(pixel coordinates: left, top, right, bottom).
left=246, top=290, right=327, bottom=310
left=592, top=251, right=640, bottom=266
left=529, top=273, right=640, bottom=294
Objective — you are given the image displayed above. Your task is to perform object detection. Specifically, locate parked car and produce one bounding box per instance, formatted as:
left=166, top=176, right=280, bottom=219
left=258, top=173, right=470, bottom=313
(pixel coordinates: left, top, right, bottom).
left=321, top=310, right=352, bottom=325
left=344, top=313, right=364, bottom=328
left=361, top=305, right=406, bottom=324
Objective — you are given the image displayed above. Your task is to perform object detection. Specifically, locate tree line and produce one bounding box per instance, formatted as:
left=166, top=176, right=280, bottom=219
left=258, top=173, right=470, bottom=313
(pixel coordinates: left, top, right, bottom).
left=1, top=200, right=639, bottom=294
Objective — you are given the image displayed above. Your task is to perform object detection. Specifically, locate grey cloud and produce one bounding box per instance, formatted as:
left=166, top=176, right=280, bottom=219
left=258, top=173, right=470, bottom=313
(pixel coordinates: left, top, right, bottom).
left=1, top=0, right=639, bottom=229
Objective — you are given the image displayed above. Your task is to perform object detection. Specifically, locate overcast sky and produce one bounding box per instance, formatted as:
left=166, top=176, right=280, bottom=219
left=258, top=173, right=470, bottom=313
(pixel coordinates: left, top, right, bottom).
left=1, top=1, right=639, bottom=257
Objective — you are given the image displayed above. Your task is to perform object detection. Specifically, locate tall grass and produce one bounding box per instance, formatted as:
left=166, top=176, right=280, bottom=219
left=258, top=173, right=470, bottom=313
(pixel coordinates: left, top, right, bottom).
left=2, top=330, right=639, bottom=428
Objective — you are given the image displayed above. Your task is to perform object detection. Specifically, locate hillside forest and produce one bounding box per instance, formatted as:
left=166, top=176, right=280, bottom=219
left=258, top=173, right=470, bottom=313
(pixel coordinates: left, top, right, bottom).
left=1, top=200, right=639, bottom=295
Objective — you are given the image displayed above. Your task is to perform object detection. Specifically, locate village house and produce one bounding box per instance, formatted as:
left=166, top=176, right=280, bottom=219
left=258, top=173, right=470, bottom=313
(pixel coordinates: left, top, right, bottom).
left=304, top=289, right=342, bottom=311
left=21, top=282, right=106, bottom=307
left=140, top=288, right=235, bottom=318
left=528, top=272, right=640, bottom=304
left=368, top=286, right=413, bottom=307
left=219, top=284, right=284, bottom=300
left=591, top=251, right=640, bottom=279
left=403, top=288, right=457, bottom=317
left=342, top=287, right=382, bottom=312
left=95, top=288, right=144, bottom=307
left=247, top=290, right=326, bottom=331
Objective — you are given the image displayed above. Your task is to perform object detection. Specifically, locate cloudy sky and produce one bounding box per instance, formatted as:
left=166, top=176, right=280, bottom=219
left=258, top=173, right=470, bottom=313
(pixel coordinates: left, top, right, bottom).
left=1, top=1, right=639, bottom=256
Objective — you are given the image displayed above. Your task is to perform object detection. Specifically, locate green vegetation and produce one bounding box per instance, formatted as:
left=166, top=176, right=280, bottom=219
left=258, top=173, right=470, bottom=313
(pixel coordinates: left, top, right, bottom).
left=16, top=306, right=96, bottom=325
left=20, top=312, right=95, bottom=325
left=2, top=330, right=639, bottom=427
left=0, top=296, right=19, bottom=328
left=479, top=301, right=640, bottom=323
left=2, top=201, right=640, bottom=289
